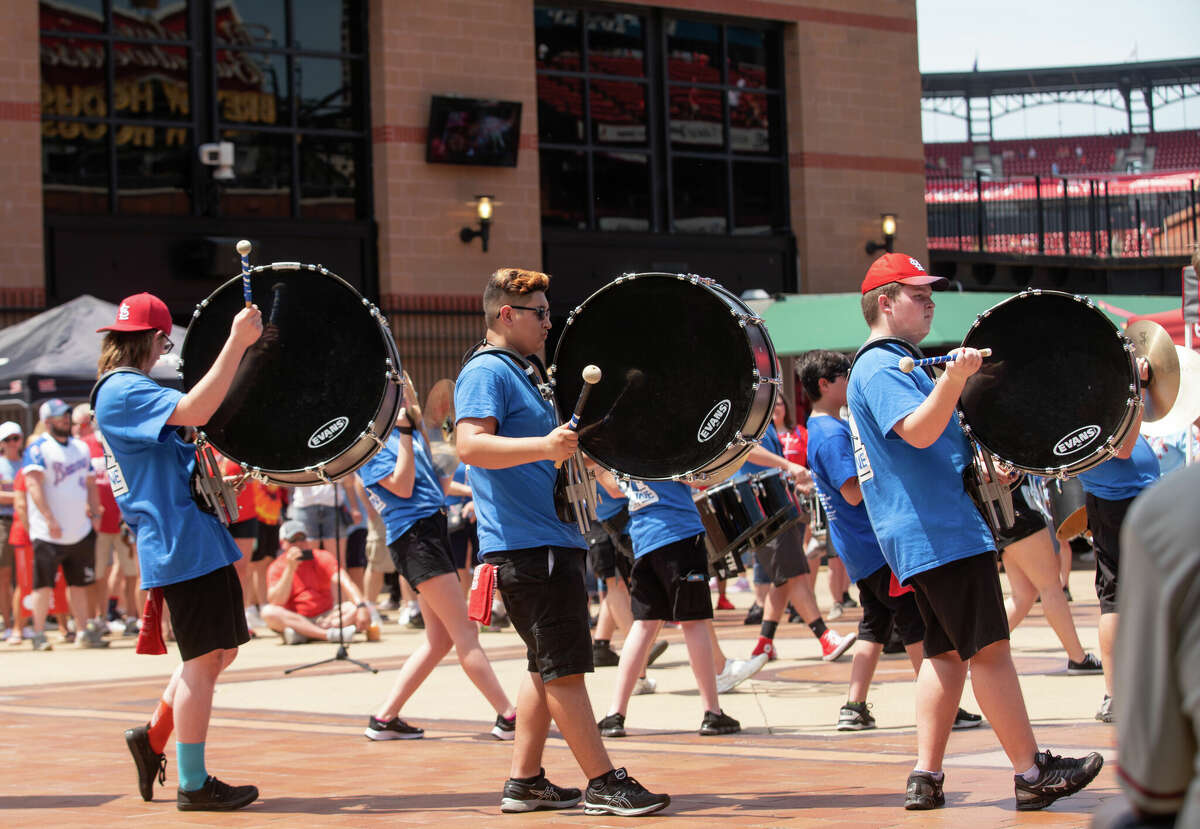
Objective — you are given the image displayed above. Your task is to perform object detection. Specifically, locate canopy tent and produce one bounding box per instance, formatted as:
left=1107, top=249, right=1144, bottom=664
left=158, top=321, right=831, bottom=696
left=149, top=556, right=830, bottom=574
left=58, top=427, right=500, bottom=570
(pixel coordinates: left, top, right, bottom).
left=1123, top=306, right=1198, bottom=346
left=0, top=295, right=186, bottom=430
left=762, top=290, right=1182, bottom=356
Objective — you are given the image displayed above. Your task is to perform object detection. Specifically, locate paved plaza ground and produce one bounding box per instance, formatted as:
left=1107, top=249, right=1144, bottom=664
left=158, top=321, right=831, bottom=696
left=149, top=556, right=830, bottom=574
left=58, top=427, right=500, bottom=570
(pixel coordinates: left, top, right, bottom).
left=0, top=568, right=1119, bottom=827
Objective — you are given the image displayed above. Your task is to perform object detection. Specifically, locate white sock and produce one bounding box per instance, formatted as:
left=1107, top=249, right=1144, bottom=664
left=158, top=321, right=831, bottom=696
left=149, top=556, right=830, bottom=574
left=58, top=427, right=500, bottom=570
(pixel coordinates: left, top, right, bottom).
left=1019, top=763, right=1040, bottom=782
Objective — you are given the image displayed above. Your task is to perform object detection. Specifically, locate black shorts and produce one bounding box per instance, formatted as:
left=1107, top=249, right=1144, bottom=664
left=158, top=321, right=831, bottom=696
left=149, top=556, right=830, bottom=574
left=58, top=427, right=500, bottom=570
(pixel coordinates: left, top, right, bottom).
left=629, top=533, right=713, bottom=622
left=752, top=524, right=810, bottom=587
left=345, top=526, right=368, bottom=570
left=388, top=512, right=456, bottom=591
left=585, top=523, right=632, bottom=584
left=907, top=551, right=1008, bottom=660
left=991, top=487, right=1049, bottom=550
left=447, top=524, right=476, bottom=570
left=486, top=545, right=592, bottom=683
left=161, top=563, right=250, bottom=662
left=227, top=517, right=258, bottom=539
left=252, top=521, right=280, bottom=561
left=33, top=533, right=96, bottom=588
left=856, top=564, right=925, bottom=646
left=1086, top=492, right=1135, bottom=614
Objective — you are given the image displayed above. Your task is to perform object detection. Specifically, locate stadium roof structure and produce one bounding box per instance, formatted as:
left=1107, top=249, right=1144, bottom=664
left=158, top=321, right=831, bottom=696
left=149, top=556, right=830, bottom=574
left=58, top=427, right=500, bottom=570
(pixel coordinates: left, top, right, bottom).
left=922, top=58, right=1200, bottom=141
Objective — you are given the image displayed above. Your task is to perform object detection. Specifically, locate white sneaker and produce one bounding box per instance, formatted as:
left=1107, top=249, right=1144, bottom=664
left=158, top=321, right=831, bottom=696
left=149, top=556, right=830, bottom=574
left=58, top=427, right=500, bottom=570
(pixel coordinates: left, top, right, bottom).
left=716, top=652, right=769, bottom=693
left=325, top=624, right=357, bottom=643
left=828, top=602, right=845, bottom=621
left=632, top=676, right=657, bottom=695
left=245, top=606, right=265, bottom=629
left=283, top=626, right=308, bottom=645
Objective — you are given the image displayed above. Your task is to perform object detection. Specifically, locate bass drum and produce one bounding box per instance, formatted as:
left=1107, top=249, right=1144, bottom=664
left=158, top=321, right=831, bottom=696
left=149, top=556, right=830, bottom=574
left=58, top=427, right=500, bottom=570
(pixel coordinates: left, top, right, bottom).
left=551, top=273, right=778, bottom=481
left=959, top=290, right=1139, bottom=477
left=180, top=263, right=403, bottom=485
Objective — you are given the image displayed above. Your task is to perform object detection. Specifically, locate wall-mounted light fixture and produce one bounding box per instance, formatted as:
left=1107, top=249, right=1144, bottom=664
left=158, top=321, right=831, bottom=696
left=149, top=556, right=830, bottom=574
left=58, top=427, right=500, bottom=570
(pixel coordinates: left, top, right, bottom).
left=460, top=195, right=494, bottom=252
left=865, top=213, right=897, bottom=255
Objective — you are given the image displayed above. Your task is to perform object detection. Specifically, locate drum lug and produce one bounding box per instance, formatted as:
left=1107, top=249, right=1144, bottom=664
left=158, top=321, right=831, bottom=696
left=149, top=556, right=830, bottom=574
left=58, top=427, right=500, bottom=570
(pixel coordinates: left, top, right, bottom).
left=360, top=429, right=385, bottom=449
left=305, top=464, right=332, bottom=484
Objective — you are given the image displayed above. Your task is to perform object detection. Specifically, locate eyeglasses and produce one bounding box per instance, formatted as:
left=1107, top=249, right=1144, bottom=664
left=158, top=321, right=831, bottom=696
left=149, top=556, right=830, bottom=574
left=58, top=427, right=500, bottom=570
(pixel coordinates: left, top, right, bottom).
left=159, top=333, right=174, bottom=354
left=2, top=436, right=20, bottom=443
left=500, top=305, right=550, bottom=321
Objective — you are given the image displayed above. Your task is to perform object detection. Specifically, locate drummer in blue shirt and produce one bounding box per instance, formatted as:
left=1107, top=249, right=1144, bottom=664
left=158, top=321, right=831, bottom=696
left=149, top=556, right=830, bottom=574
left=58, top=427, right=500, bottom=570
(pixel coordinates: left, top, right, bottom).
left=1077, top=425, right=1159, bottom=725
left=455, top=267, right=668, bottom=817
left=359, top=373, right=516, bottom=743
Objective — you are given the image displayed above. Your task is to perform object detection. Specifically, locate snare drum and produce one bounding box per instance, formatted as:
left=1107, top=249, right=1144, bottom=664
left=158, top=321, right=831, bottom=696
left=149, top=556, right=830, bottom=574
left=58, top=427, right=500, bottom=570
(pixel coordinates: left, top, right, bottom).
left=180, top=264, right=403, bottom=485
left=958, top=290, right=1139, bottom=477
left=749, top=469, right=802, bottom=543
left=551, top=273, right=778, bottom=481
left=694, top=478, right=765, bottom=563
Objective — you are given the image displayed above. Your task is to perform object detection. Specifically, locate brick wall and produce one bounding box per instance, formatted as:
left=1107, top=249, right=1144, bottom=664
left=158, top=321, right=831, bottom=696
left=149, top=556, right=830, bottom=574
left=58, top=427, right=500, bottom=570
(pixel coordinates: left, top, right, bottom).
left=0, top=1, right=45, bottom=306
left=368, top=0, right=543, bottom=305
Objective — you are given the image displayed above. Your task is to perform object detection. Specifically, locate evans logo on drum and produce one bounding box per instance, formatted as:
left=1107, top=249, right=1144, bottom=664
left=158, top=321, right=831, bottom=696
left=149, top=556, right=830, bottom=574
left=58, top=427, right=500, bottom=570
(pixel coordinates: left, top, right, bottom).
left=1053, top=425, right=1101, bottom=457
left=308, top=416, right=350, bottom=449
left=697, top=399, right=731, bottom=443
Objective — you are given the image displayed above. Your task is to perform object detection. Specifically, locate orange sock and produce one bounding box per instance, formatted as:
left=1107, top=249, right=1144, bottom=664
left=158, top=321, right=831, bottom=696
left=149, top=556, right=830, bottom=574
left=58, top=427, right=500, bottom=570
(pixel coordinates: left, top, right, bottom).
left=147, top=700, right=173, bottom=755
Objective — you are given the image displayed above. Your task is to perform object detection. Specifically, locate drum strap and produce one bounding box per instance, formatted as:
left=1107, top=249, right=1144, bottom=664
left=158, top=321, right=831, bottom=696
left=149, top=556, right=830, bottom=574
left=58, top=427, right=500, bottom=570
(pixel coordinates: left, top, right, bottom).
left=459, top=340, right=557, bottom=405
left=89, top=367, right=151, bottom=413
left=849, top=337, right=935, bottom=380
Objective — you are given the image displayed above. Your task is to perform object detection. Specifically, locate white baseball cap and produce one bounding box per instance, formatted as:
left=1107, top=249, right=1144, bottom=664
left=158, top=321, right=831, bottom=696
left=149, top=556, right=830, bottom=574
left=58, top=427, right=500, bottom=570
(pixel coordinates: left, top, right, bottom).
left=0, top=421, right=22, bottom=442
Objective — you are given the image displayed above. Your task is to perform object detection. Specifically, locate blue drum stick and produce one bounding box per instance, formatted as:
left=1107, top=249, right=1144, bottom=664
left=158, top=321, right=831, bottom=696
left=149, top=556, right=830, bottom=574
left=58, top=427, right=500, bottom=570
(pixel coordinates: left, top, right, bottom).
left=554, top=364, right=602, bottom=468
left=899, top=347, right=992, bottom=373
left=236, top=239, right=253, bottom=307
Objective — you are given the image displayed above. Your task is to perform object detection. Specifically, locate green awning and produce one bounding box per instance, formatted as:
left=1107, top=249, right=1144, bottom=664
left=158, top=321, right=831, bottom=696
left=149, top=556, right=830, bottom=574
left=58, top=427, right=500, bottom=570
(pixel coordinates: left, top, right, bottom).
left=761, top=291, right=1181, bottom=356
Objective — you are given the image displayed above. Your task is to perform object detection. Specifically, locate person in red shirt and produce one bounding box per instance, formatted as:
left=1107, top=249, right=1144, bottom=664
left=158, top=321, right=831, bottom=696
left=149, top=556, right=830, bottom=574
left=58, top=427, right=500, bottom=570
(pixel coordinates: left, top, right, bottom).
left=261, top=520, right=370, bottom=643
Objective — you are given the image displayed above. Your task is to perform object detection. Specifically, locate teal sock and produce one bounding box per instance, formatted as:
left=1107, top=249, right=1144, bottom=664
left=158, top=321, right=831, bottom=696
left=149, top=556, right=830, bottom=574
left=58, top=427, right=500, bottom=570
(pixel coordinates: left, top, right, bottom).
left=176, top=741, right=208, bottom=792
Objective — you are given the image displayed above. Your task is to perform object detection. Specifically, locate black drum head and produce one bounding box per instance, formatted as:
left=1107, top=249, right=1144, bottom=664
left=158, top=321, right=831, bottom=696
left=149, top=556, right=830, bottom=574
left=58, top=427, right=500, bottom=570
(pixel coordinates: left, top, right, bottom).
left=181, top=268, right=389, bottom=473
left=960, top=291, right=1134, bottom=472
left=552, top=274, right=757, bottom=479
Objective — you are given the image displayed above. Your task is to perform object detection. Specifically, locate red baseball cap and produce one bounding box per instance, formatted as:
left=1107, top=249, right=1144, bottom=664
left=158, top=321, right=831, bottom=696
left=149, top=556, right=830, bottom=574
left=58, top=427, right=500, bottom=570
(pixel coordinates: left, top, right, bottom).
left=860, top=253, right=948, bottom=294
left=97, top=293, right=173, bottom=335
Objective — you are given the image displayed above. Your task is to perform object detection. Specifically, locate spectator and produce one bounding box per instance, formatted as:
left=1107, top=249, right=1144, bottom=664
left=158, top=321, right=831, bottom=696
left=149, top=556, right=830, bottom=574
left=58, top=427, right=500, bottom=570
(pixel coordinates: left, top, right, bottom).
left=288, top=482, right=360, bottom=565
left=247, top=481, right=286, bottom=628
left=215, top=452, right=260, bottom=631
left=0, top=421, right=23, bottom=641
left=261, top=520, right=371, bottom=644
left=24, top=399, right=107, bottom=650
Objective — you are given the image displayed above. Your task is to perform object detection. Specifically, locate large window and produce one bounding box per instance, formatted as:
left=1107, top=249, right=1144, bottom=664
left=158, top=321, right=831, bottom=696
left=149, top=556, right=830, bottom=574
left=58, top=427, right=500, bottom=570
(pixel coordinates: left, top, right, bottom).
left=535, top=5, right=788, bottom=235
left=39, top=0, right=369, bottom=220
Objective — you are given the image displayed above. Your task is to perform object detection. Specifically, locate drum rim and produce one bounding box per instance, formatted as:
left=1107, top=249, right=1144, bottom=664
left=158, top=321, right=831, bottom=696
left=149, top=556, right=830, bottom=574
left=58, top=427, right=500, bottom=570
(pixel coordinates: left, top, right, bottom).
left=549, top=271, right=778, bottom=482
left=958, top=288, right=1139, bottom=476
left=180, top=263, right=403, bottom=484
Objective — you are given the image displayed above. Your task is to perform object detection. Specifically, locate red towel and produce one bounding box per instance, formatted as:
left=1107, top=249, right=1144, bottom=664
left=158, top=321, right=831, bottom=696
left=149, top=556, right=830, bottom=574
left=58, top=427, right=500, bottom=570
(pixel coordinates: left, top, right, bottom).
left=135, top=588, right=168, bottom=655
left=467, top=563, right=496, bottom=625
left=888, top=571, right=914, bottom=597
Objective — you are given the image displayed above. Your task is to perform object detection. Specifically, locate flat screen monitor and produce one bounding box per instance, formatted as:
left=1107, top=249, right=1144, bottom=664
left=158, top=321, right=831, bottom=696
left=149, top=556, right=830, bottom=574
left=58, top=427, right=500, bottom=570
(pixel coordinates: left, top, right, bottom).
left=426, top=95, right=522, bottom=167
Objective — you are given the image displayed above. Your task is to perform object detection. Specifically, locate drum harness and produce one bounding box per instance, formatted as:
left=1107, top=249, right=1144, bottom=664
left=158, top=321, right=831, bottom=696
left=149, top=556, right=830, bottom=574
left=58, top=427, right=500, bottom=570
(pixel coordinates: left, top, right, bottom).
left=460, top=341, right=598, bottom=535
left=91, top=368, right=242, bottom=525
left=850, top=337, right=1016, bottom=533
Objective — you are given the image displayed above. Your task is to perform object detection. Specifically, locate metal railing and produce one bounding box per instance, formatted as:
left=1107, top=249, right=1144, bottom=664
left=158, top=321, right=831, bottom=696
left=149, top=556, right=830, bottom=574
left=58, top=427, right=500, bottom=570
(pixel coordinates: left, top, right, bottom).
left=927, top=172, right=1200, bottom=257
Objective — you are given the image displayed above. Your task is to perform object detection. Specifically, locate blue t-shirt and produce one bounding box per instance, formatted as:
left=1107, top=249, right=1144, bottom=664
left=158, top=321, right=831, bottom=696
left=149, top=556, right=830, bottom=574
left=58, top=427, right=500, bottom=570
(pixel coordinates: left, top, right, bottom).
left=445, top=462, right=470, bottom=510
left=1077, top=436, right=1160, bottom=501
left=736, top=422, right=783, bottom=478
left=594, top=485, right=627, bottom=521
left=846, top=342, right=994, bottom=584
left=0, top=455, right=21, bottom=519
left=358, top=428, right=446, bottom=545
left=454, top=353, right=585, bottom=556
left=93, top=372, right=240, bottom=589
left=805, top=413, right=887, bottom=583
left=619, top=479, right=704, bottom=558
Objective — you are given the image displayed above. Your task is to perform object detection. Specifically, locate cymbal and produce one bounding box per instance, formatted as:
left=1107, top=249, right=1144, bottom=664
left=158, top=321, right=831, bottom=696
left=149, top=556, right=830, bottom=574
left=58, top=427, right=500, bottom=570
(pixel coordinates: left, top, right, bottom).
left=1127, top=319, right=1179, bottom=422
left=1141, top=345, right=1200, bottom=437
left=424, top=378, right=456, bottom=442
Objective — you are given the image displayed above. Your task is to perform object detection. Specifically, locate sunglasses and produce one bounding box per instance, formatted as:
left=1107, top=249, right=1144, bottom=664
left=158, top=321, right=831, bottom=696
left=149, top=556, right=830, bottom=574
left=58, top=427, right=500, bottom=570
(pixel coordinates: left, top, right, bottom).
left=2, top=436, right=20, bottom=443
left=159, top=332, right=174, bottom=354
left=499, top=305, right=549, bottom=322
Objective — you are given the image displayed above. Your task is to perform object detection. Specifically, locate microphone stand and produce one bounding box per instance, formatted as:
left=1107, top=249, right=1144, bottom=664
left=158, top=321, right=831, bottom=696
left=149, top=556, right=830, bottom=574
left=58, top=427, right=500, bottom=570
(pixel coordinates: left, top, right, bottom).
left=285, top=482, right=377, bottom=675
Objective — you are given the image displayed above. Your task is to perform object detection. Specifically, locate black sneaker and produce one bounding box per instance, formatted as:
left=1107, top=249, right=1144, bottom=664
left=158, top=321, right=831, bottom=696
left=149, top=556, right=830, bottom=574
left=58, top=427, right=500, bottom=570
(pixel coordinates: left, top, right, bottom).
left=584, top=768, right=670, bottom=817
left=364, top=715, right=424, bottom=740
left=837, top=701, right=876, bottom=731
left=1063, top=585, right=1073, bottom=602
left=1014, top=749, right=1104, bottom=811
left=786, top=602, right=803, bottom=623
left=904, top=771, right=945, bottom=810
left=742, top=603, right=763, bottom=625
left=500, top=769, right=581, bottom=813
left=176, top=775, right=259, bottom=812
left=952, top=707, right=982, bottom=730
left=841, top=592, right=858, bottom=608
left=646, top=639, right=668, bottom=666
left=124, top=724, right=167, bottom=802
left=699, top=710, right=740, bottom=736
left=592, top=642, right=620, bottom=667
left=1067, top=652, right=1103, bottom=675
left=491, top=712, right=516, bottom=741
left=598, top=712, right=626, bottom=738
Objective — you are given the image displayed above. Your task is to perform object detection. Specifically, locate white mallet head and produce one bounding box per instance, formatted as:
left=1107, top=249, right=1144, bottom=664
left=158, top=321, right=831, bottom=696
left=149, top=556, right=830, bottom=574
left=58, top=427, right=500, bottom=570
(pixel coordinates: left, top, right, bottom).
left=236, top=239, right=252, bottom=256
left=898, top=356, right=916, bottom=373
left=582, top=364, right=602, bottom=385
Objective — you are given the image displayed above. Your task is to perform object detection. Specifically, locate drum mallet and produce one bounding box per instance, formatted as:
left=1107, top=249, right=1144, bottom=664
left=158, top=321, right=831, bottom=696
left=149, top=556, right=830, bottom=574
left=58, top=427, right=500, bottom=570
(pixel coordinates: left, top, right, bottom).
left=236, top=239, right=253, bottom=307
left=555, top=364, right=602, bottom=468
left=899, top=348, right=991, bottom=373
